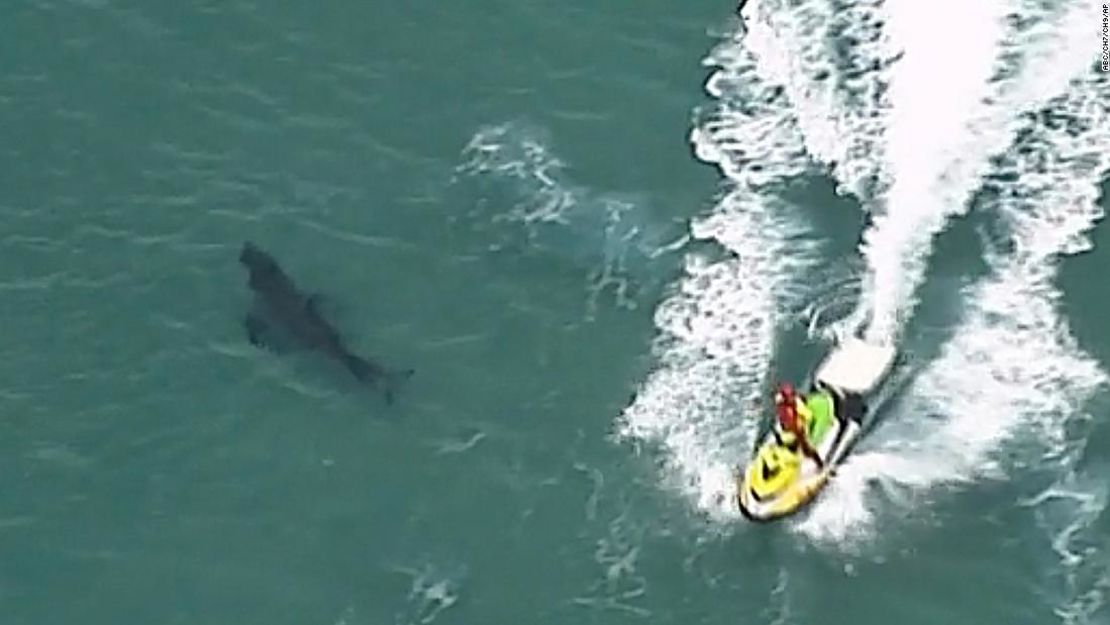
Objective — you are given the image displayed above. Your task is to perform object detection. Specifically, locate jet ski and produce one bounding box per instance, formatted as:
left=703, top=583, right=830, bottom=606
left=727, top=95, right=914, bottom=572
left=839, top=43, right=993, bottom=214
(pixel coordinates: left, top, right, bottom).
left=736, top=337, right=898, bottom=522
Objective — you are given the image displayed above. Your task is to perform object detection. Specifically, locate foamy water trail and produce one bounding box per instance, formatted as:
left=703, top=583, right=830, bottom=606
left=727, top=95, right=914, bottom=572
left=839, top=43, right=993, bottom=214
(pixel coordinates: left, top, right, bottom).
left=742, top=0, right=898, bottom=200
left=1010, top=73, right=1110, bottom=625
left=617, top=19, right=820, bottom=520
left=388, top=562, right=464, bottom=625
left=797, top=71, right=1110, bottom=549
left=862, top=0, right=1102, bottom=343
left=1028, top=473, right=1110, bottom=625
left=454, top=123, right=574, bottom=226
left=453, top=122, right=682, bottom=311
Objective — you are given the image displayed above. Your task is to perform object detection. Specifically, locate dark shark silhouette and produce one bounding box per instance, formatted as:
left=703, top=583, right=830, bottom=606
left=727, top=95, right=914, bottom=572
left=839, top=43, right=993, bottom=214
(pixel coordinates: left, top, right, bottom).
left=238, top=241, right=413, bottom=402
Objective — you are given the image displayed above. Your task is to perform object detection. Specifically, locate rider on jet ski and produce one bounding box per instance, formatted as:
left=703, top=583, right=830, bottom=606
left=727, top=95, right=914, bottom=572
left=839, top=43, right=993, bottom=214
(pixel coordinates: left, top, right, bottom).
left=773, top=382, right=824, bottom=468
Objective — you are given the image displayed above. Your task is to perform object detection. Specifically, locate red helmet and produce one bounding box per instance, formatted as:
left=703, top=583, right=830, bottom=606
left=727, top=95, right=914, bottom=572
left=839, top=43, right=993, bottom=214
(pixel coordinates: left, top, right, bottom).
left=774, top=382, right=795, bottom=404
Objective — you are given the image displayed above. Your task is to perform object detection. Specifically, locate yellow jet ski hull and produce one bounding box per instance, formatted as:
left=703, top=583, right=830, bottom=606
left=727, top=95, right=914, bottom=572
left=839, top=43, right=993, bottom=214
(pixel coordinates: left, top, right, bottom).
left=736, top=442, right=836, bottom=521
left=736, top=420, right=855, bottom=521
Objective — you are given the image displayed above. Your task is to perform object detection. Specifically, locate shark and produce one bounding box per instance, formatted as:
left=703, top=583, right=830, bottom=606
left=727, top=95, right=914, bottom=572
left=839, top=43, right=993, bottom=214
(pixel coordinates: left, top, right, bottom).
left=238, top=241, right=413, bottom=402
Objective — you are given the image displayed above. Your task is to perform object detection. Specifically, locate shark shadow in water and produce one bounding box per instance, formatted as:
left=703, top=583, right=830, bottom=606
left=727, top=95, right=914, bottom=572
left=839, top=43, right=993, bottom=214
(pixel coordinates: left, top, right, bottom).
left=238, top=241, right=413, bottom=403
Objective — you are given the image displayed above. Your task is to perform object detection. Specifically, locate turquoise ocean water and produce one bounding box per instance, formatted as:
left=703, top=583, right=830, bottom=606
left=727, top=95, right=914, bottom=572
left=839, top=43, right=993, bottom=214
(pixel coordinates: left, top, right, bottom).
left=2, top=1, right=1109, bottom=624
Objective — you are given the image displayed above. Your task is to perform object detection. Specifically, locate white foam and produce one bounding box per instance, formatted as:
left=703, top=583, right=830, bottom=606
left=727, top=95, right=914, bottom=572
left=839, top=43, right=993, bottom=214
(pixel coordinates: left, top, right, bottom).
left=618, top=22, right=822, bottom=520
left=741, top=0, right=898, bottom=199
left=571, top=505, right=651, bottom=618
left=1027, top=473, right=1110, bottom=625
left=797, top=70, right=1110, bottom=547
left=862, top=0, right=1102, bottom=343
left=389, top=563, right=463, bottom=625
left=454, top=122, right=575, bottom=226
left=454, top=122, right=678, bottom=311
left=618, top=205, right=815, bottom=519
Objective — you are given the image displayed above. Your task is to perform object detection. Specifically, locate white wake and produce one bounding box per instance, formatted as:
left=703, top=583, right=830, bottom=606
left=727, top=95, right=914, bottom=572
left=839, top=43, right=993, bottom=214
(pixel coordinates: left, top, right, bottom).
left=798, top=70, right=1110, bottom=620
left=617, top=15, right=824, bottom=520
left=861, top=0, right=1102, bottom=343
left=795, top=0, right=1110, bottom=542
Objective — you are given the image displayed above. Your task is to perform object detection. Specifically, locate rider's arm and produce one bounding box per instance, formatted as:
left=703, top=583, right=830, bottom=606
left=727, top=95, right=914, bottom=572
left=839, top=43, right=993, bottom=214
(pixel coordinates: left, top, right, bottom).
left=803, top=440, right=824, bottom=467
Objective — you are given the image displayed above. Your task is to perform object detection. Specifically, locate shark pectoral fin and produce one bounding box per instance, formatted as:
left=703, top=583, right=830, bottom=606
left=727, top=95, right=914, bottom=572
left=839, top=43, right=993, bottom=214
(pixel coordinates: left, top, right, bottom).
left=244, top=313, right=268, bottom=347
